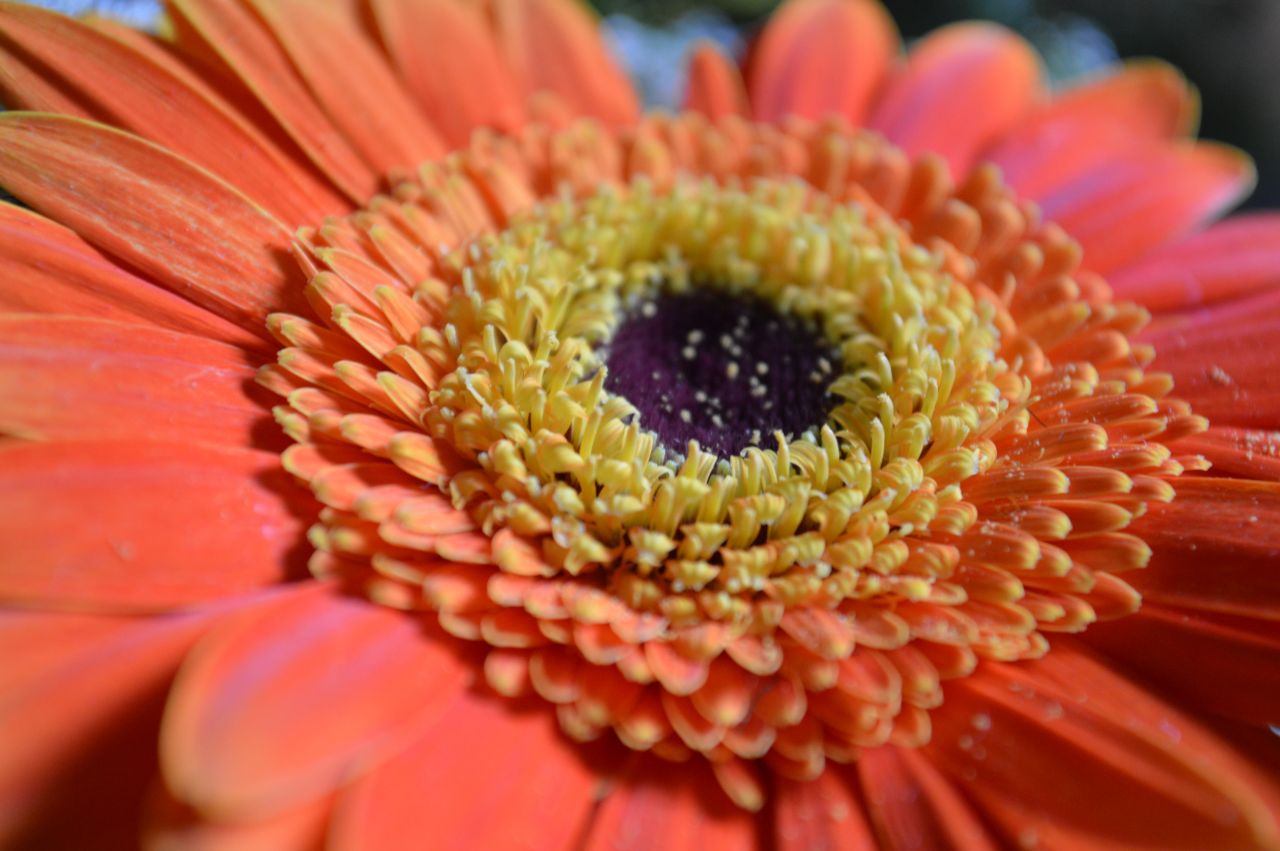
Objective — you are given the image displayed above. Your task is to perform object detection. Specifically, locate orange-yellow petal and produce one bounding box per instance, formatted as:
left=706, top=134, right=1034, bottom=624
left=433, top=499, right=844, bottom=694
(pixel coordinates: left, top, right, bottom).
left=682, top=41, right=748, bottom=120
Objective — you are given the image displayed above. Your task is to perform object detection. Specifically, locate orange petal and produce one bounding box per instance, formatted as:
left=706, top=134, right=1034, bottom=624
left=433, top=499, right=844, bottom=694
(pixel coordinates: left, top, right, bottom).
left=682, top=41, right=747, bottom=120
left=579, top=757, right=759, bottom=851
left=250, top=0, right=444, bottom=175
left=857, top=747, right=1000, bottom=850
left=774, top=768, right=876, bottom=850
left=369, top=0, right=525, bottom=147
left=490, top=0, right=638, bottom=127
left=988, top=61, right=1197, bottom=200
left=749, top=0, right=898, bottom=125
left=1144, top=289, right=1280, bottom=429
left=0, top=204, right=265, bottom=351
left=162, top=583, right=470, bottom=819
left=1171, top=426, right=1280, bottom=481
left=928, top=645, right=1280, bottom=850
left=0, top=316, right=271, bottom=446
left=0, top=440, right=313, bottom=612
left=144, top=787, right=334, bottom=851
left=1084, top=604, right=1280, bottom=727
left=1108, top=212, right=1280, bottom=312
left=0, top=609, right=207, bottom=849
left=1034, top=141, right=1255, bottom=275
left=0, top=113, right=311, bottom=332
left=329, top=692, right=601, bottom=851
left=167, top=0, right=381, bottom=201
left=869, top=23, right=1042, bottom=177
left=1121, top=477, right=1280, bottom=620
left=0, top=4, right=344, bottom=224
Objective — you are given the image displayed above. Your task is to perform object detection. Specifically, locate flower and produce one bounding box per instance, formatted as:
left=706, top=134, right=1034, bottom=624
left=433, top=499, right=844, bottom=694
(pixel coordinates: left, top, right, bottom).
left=1, top=0, right=1278, bottom=847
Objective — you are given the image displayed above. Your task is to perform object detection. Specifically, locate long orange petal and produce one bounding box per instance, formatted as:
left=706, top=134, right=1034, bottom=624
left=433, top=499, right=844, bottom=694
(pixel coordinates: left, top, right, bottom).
left=490, top=0, right=638, bottom=127
left=929, top=645, right=1280, bottom=850
left=0, top=440, right=314, bottom=612
left=987, top=61, right=1198, bottom=200
left=774, top=768, right=877, bottom=850
left=0, top=3, right=344, bottom=224
left=1108, top=212, right=1280, bottom=312
left=869, top=22, right=1042, bottom=177
left=249, top=0, right=445, bottom=174
left=144, top=786, right=334, bottom=851
left=1122, top=477, right=1280, bottom=621
left=161, top=583, right=470, bottom=819
left=1085, top=604, right=1280, bottom=727
left=749, top=0, right=897, bottom=125
left=0, top=113, right=310, bottom=332
left=0, top=609, right=207, bottom=849
left=0, top=315, right=269, bottom=446
left=683, top=41, right=748, bottom=120
left=1034, top=141, right=1255, bottom=275
left=858, top=747, right=1001, bottom=850
left=166, top=0, right=381, bottom=201
left=1171, top=426, right=1280, bottom=480
left=0, top=204, right=266, bottom=351
left=329, top=692, right=601, bottom=851
left=370, top=0, right=525, bottom=147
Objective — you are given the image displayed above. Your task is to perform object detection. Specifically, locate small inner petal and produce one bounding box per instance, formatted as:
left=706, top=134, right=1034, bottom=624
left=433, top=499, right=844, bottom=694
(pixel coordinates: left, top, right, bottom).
left=603, top=290, right=839, bottom=456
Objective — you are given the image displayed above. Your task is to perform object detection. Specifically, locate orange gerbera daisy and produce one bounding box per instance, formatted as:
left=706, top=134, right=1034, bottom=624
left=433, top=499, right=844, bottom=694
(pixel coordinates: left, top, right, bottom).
left=1, top=0, right=1278, bottom=848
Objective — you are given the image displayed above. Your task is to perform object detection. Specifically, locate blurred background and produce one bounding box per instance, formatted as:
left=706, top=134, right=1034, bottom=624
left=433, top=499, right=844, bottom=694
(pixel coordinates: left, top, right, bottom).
left=22, top=0, right=1280, bottom=207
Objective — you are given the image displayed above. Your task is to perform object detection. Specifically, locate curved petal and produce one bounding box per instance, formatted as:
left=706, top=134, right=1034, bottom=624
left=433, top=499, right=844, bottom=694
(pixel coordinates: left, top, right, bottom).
left=166, top=0, right=380, bottom=201
left=0, top=113, right=311, bottom=333
left=1085, top=605, right=1280, bottom=728
left=987, top=61, right=1197, bottom=201
left=329, top=694, right=600, bottom=851
left=369, top=0, right=525, bottom=147
left=748, top=0, right=898, bottom=125
left=160, top=583, right=472, bottom=819
left=0, top=315, right=271, bottom=446
left=1032, top=141, right=1255, bottom=275
left=683, top=41, right=748, bottom=120
left=248, top=0, right=445, bottom=174
left=490, top=0, right=638, bottom=127
left=1144, top=289, right=1280, bottom=429
left=0, top=440, right=314, bottom=612
left=1108, top=212, right=1280, bottom=312
left=0, top=609, right=208, bottom=850
left=928, top=645, right=1280, bottom=850
left=578, top=757, right=761, bottom=851
left=1122, top=477, right=1280, bottom=621
left=0, top=3, right=344, bottom=224
left=0, top=204, right=266, bottom=351
left=144, top=786, right=334, bottom=851
left=858, top=747, right=1000, bottom=850
left=869, top=23, right=1042, bottom=177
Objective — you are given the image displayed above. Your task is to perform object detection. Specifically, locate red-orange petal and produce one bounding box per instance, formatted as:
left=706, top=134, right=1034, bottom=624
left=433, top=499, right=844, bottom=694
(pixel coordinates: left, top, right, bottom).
left=0, top=3, right=344, bottom=224
left=774, top=768, right=877, bottom=850
left=166, top=0, right=380, bottom=201
left=929, top=645, right=1280, bottom=850
left=0, top=440, right=314, bottom=612
left=869, top=23, right=1041, bottom=177
left=161, top=583, right=470, bottom=819
left=1084, top=604, right=1280, bottom=727
left=370, top=0, right=525, bottom=147
left=0, top=609, right=207, bottom=850
left=1122, top=477, right=1280, bottom=620
left=1108, top=212, right=1280, bottom=312
left=250, top=0, right=445, bottom=175
left=0, top=204, right=265, bottom=351
left=144, top=787, right=334, bottom=851
left=490, top=0, right=639, bottom=127
left=1171, top=426, right=1280, bottom=481
left=329, top=693, right=600, bottom=851
left=857, top=746, right=1000, bottom=850
left=683, top=41, right=748, bottom=120
left=749, top=0, right=898, bottom=126
left=1034, top=141, right=1256, bottom=275
left=0, top=113, right=311, bottom=332
left=0, top=316, right=271, bottom=446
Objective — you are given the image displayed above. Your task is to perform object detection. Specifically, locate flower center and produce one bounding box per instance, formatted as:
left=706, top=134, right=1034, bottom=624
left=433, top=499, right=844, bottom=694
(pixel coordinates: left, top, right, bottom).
left=602, top=289, right=838, bottom=457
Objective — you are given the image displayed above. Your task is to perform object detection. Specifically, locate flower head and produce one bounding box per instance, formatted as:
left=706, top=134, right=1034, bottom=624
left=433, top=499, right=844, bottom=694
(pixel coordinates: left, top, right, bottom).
left=0, top=0, right=1278, bottom=849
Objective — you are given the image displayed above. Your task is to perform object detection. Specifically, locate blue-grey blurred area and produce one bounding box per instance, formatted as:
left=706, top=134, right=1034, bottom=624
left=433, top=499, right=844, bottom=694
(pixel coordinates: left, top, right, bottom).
left=17, top=0, right=1280, bottom=208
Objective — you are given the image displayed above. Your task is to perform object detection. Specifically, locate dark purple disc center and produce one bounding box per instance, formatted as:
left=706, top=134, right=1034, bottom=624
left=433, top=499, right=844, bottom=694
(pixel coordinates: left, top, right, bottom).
left=602, top=290, right=838, bottom=457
